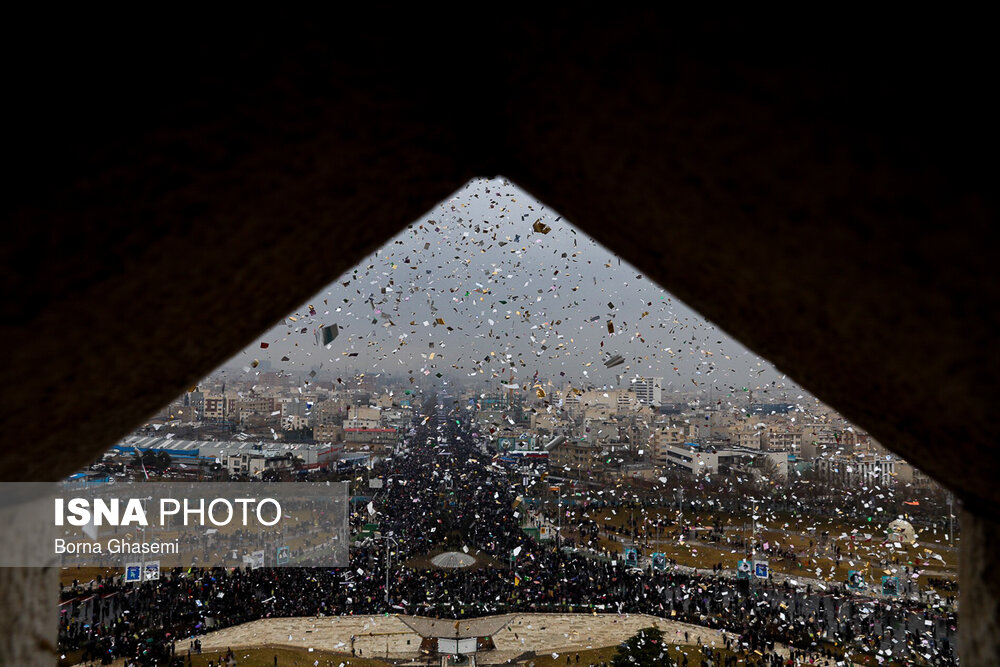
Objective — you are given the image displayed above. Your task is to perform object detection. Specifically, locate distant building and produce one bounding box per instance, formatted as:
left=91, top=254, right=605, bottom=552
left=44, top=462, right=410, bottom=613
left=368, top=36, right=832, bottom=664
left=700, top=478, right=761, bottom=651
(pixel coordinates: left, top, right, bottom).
left=343, top=427, right=398, bottom=454
left=800, top=423, right=842, bottom=460
left=344, top=405, right=381, bottom=429
left=226, top=452, right=267, bottom=476
left=729, top=421, right=764, bottom=450
left=282, top=414, right=310, bottom=431
left=186, top=390, right=205, bottom=415
left=314, top=398, right=345, bottom=427
left=763, top=425, right=802, bottom=453
left=650, top=421, right=697, bottom=464
left=657, top=442, right=718, bottom=475
left=630, top=377, right=662, bottom=408
left=353, top=374, right=377, bottom=393
left=550, top=438, right=602, bottom=472
left=202, top=395, right=229, bottom=420
left=317, top=443, right=345, bottom=467
left=225, top=451, right=294, bottom=476
left=233, top=396, right=278, bottom=427
left=716, top=449, right=789, bottom=480
left=815, top=453, right=895, bottom=485
left=314, top=423, right=344, bottom=442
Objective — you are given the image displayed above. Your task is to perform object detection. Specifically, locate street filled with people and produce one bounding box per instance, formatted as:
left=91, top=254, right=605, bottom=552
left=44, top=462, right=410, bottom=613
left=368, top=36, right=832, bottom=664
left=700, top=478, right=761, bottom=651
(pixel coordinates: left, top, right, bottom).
left=59, top=398, right=958, bottom=665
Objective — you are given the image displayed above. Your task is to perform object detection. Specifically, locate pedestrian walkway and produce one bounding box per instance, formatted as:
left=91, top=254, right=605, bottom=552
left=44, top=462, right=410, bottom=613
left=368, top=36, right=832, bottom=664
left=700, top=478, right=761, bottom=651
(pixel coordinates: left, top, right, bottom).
left=127, top=612, right=867, bottom=666
left=181, top=612, right=728, bottom=663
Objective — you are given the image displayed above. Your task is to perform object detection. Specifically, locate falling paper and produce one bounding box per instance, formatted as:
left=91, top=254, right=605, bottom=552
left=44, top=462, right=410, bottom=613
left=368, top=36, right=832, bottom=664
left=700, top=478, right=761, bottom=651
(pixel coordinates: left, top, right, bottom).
left=316, top=324, right=339, bottom=346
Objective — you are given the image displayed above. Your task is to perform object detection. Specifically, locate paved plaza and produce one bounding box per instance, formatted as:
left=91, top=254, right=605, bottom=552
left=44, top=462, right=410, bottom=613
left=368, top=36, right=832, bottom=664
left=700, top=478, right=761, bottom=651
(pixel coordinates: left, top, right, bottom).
left=193, top=612, right=729, bottom=664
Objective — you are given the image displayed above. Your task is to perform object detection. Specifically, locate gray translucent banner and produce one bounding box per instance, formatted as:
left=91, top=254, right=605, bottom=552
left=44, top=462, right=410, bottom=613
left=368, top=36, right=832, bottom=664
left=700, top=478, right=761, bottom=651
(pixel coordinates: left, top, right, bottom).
left=0, top=482, right=348, bottom=568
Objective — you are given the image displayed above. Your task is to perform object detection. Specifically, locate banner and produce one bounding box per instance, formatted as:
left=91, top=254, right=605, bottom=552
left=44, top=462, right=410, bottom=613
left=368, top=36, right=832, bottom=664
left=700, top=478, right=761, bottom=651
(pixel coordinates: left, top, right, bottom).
left=736, top=559, right=752, bottom=580
left=276, top=545, right=291, bottom=565
left=753, top=560, right=769, bottom=579
left=624, top=547, right=639, bottom=568
left=651, top=552, right=667, bottom=571
left=847, top=570, right=866, bottom=591
left=143, top=561, right=160, bottom=581
left=881, top=575, right=899, bottom=596
left=243, top=550, right=265, bottom=569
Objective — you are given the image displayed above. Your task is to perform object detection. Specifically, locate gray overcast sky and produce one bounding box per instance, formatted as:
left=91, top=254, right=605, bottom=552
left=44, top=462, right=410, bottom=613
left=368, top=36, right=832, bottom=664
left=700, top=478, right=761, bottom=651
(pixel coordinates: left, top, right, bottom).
left=220, top=177, right=803, bottom=399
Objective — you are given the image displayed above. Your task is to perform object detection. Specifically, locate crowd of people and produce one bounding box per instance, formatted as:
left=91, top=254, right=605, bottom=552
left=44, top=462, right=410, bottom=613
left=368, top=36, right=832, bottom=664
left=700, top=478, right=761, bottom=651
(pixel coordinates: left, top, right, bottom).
left=59, top=400, right=959, bottom=665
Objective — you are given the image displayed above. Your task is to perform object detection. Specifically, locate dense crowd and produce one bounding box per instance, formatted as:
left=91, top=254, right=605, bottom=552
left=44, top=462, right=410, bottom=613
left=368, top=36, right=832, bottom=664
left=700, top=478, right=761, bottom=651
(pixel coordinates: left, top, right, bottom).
left=59, top=401, right=958, bottom=665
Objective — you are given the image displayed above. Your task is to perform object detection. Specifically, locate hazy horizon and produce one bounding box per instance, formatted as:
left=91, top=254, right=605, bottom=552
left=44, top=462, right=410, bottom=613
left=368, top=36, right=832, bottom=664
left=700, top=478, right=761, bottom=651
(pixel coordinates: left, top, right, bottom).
left=213, top=178, right=806, bottom=402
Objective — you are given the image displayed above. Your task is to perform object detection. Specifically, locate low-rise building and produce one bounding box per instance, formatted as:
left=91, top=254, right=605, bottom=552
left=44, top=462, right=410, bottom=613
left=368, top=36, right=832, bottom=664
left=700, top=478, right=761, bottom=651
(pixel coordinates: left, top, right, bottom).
left=650, top=421, right=697, bottom=465
left=815, top=453, right=895, bottom=485
left=657, top=442, right=718, bottom=475
left=550, top=438, right=602, bottom=472
left=202, top=395, right=228, bottom=420
left=729, top=421, right=764, bottom=450
left=344, top=405, right=381, bottom=429
left=763, top=424, right=801, bottom=453
left=343, top=427, right=398, bottom=454
left=226, top=452, right=265, bottom=476
left=314, top=423, right=344, bottom=443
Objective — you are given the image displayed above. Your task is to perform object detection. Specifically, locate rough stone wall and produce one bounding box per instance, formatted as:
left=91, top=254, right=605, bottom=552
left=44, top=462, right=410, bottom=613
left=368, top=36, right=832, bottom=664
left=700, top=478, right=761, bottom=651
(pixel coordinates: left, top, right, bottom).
left=0, top=568, right=57, bottom=665
left=960, top=509, right=1000, bottom=664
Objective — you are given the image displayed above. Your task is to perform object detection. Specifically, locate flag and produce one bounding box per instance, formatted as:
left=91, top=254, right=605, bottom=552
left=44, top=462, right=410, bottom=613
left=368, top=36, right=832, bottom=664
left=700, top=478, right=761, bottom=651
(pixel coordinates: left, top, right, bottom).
left=514, top=574, right=521, bottom=587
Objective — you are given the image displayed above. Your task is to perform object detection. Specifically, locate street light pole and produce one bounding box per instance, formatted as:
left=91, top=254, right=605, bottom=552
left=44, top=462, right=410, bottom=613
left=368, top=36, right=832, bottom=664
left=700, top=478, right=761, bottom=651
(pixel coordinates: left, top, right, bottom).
left=678, top=487, right=684, bottom=543
left=556, top=484, right=562, bottom=549
left=371, top=535, right=397, bottom=607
